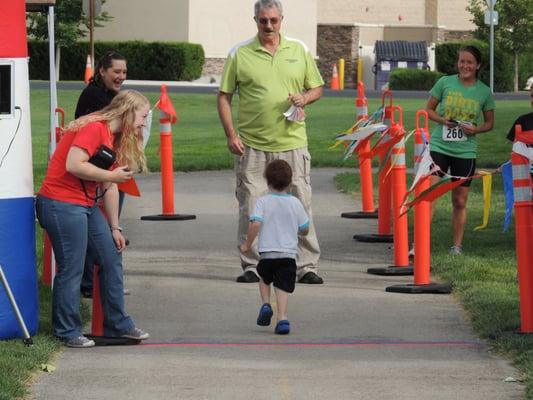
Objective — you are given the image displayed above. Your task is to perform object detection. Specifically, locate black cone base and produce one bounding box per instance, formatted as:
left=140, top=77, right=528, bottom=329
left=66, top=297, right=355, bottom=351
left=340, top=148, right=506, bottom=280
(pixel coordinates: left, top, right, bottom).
left=386, top=282, right=452, bottom=294
left=367, top=265, right=414, bottom=276
left=341, top=210, right=378, bottom=219
left=141, top=214, right=196, bottom=221
left=85, top=335, right=141, bottom=346
left=354, top=233, right=393, bottom=243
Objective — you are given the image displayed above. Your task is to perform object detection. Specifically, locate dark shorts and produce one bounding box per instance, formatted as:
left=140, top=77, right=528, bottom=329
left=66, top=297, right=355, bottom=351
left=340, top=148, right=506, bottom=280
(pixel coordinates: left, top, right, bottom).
left=257, top=258, right=297, bottom=293
left=430, top=151, right=476, bottom=188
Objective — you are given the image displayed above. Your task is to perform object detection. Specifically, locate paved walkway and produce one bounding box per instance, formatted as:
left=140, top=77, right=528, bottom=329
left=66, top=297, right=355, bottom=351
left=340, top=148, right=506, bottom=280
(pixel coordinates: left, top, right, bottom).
left=30, top=169, right=523, bottom=399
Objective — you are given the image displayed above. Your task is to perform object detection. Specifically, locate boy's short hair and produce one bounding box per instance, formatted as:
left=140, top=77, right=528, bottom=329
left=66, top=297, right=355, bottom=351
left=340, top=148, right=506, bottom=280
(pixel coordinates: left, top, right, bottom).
left=265, top=159, right=292, bottom=191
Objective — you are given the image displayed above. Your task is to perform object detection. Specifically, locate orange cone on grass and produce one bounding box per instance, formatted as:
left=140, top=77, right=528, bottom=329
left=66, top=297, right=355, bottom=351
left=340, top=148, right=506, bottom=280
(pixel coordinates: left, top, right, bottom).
left=330, top=64, right=340, bottom=90
left=84, top=55, right=92, bottom=84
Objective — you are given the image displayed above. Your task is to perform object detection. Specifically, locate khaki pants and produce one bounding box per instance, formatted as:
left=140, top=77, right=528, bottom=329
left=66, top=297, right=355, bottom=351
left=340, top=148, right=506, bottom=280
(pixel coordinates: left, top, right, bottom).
left=235, top=146, right=321, bottom=279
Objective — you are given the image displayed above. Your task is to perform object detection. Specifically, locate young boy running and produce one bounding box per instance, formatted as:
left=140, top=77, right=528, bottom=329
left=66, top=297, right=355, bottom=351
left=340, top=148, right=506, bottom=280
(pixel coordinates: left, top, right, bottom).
left=240, top=159, right=310, bottom=334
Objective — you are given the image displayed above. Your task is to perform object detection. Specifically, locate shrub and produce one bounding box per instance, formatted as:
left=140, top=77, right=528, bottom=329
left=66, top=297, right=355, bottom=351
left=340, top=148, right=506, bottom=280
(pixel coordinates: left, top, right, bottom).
left=29, top=41, right=205, bottom=81
left=389, top=68, right=443, bottom=91
left=435, top=39, right=513, bottom=92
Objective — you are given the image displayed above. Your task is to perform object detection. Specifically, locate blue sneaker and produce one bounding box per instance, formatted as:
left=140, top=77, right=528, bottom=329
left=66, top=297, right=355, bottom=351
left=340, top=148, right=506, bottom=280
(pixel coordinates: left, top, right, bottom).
left=257, top=303, right=273, bottom=326
left=275, top=320, right=290, bottom=335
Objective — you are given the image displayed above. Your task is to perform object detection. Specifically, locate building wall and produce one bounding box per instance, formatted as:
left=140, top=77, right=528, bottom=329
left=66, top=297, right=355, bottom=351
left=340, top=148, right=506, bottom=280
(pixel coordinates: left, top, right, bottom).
left=317, top=0, right=474, bottom=31
left=318, top=24, right=440, bottom=89
left=438, top=0, right=474, bottom=31
left=317, top=24, right=359, bottom=89
left=383, top=26, right=438, bottom=42
left=94, top=0, right=189, bottom=41
left=93, top=0, right=472, bottom=83
left=318, top=0, right=426, bottom=25
left=95, top=0, right=317, bottom=58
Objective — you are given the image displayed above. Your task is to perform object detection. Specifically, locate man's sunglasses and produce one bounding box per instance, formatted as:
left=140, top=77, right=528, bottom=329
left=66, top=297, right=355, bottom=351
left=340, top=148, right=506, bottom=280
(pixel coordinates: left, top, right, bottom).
left=256, top=17, right=281, bottom=25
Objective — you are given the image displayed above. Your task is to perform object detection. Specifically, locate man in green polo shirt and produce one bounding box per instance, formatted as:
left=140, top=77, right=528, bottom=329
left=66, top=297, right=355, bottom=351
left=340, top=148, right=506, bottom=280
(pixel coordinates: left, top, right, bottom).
left=217, top=0, right=324, bottom=284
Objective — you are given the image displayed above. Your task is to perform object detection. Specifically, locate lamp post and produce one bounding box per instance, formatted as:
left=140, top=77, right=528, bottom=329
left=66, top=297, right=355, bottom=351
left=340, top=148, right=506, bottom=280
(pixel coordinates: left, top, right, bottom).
left=485, top=0, right=498, bottom=92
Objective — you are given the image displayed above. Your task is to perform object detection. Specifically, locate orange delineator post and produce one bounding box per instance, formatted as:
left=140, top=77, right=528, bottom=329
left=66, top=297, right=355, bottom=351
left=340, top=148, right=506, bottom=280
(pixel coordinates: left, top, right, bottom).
left=377, top=94, right=393, bottom=236
left=341, top=81, right=377, bottom=220
left=385, top=110, right=451, bottom=291
left=90, top=265, right=104, bottom=337
left=512, top=125, right=533, bottom=333
left=377, top=153, right=392, bottom=237
left=413, top=111, right=431, bottom=285
left=356, top=81, right=375, bottom=213
left=42, top=234, right=53, bottom=286
left=141, top=86, right=195, bottom=221
left=160, top=115, right=175, bottom=215
left=42, top=107, right=65, bottom=286
left=390, top=106, right=409, bottom=268
left=87, top=258, right=140, bottom=344
left=354, top=90, right=393, bottom=243
left=367, top=105, right=412, bottom=276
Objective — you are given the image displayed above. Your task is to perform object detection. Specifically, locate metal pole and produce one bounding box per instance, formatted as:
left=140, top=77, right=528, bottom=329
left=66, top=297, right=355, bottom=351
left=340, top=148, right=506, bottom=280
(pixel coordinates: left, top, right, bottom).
left=48, top=5, right=58, bottom=289
left=0, top=264, right=33, bottom=345
left=48, top=6, right=57, bottom=155
left=489, top=5, right=494, bottom=92
left=90, top=0, right=95, bottom=70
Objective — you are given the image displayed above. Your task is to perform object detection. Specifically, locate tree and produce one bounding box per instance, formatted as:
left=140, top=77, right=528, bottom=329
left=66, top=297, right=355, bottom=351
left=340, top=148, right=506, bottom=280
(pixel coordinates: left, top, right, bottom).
left=467, top=0, right=533, bottom=91
left=27, top=0, right=112, bottom=79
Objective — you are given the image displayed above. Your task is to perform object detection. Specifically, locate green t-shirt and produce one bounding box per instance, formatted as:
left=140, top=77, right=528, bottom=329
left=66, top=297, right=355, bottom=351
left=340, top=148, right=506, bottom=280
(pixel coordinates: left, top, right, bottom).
left=429, top=74, right=495, bottom=159
left=219, top=34, right=324, bottom=152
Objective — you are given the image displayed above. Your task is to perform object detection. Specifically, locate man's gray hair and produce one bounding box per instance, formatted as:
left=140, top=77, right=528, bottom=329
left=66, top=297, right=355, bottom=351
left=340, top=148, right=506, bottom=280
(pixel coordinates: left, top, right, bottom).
left=254, top=0, right=283, bottom=17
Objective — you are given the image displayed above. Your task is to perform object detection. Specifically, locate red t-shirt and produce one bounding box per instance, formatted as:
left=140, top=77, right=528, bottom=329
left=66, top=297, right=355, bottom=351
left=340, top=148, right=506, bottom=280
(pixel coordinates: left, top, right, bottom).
left=39, top=121, right=114, bottom=206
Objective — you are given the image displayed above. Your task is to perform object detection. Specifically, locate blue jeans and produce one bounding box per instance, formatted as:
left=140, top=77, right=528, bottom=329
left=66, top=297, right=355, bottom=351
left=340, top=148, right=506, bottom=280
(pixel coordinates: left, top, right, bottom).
left=36, top=195, right=134, bottom=340
left=81, top=190, right=126, bottom=293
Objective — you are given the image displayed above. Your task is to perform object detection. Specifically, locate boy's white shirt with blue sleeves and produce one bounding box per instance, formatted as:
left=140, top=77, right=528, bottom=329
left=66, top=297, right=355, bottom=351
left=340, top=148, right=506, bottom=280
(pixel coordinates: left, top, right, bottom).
left=250, top=193, right=309, bottom=255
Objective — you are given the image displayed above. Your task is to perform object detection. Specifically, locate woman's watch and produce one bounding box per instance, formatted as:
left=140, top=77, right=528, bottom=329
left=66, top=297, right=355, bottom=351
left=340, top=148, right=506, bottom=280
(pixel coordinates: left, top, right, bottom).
left=110, top=226, right=123, bottom=232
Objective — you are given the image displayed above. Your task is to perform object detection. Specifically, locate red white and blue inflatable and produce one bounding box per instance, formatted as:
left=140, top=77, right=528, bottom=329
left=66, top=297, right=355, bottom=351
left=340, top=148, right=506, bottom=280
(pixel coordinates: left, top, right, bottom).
left=0, top=0, right=39, bottom=340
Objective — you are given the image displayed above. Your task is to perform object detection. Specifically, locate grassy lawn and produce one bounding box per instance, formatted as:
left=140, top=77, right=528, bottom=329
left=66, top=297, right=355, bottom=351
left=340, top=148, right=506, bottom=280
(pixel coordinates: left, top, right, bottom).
left=0, top=88, right=530, bottom=399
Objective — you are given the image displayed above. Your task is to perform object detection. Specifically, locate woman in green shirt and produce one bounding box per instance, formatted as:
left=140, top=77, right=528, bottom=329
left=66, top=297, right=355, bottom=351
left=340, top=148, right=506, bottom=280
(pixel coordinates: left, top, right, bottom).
left=426, top=45, right=495, bottom=255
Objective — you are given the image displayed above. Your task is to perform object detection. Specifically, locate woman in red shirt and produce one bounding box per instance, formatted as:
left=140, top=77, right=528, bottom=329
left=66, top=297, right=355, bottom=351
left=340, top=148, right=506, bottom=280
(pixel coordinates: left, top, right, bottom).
left=36, top=90, right=150, bottom=348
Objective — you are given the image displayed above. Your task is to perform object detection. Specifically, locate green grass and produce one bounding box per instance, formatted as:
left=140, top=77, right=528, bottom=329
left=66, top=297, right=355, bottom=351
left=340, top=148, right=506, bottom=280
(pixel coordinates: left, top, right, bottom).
left=335, top=171, right=533, bottom=398
left=30, top=90, right=531, bottom=182
left=1, top=89, right=530, bottom=399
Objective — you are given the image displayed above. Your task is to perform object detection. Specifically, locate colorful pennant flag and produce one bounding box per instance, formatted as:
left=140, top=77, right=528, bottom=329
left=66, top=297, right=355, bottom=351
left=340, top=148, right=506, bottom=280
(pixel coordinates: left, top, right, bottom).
left=501, top=161, right=514, bottom=232
left=473, top=172, right=492, bottom=231
left=117, top=178, right=141, bottom=197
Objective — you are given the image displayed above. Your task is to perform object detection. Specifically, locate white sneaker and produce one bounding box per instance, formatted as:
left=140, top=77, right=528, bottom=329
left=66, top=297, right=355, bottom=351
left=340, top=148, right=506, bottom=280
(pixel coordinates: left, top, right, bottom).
left=449, top=245, right=463, bottom=255
left=120, top=327, right=150, bottom=340
left=66, top=335, right=95, bottom=348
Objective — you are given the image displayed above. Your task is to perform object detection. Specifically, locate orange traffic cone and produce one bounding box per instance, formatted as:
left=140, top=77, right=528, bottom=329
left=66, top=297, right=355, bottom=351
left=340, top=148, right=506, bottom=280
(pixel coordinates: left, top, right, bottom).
left=84, top=55, right=92, bottom=84
left=330, top=64, right=340, bottom=90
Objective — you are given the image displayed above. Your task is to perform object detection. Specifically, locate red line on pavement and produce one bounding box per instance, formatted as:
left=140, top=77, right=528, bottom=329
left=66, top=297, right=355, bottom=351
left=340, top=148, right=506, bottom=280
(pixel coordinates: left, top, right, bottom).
left=139, top=341, right=480, bottom=349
